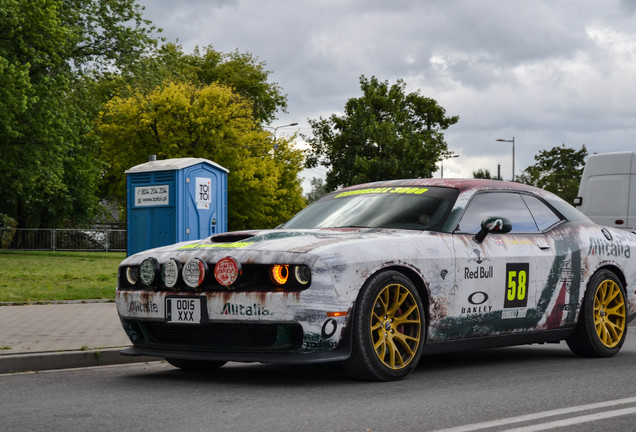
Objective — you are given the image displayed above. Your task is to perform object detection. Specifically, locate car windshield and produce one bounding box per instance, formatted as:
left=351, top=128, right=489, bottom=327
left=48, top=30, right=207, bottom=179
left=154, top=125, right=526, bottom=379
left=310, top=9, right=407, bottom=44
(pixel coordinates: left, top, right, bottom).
left=281, top=186, right=458, bottom=231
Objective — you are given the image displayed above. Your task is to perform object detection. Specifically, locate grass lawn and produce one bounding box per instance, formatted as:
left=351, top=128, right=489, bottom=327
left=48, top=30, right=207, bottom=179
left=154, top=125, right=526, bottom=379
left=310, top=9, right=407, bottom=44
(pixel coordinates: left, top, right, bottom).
left=0, top=250, right=125, bottom=303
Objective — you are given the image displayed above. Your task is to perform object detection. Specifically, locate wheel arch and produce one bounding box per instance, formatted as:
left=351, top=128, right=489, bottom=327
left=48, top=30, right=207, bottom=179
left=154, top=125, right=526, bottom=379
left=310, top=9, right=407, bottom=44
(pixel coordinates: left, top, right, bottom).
left=344, top=264, right=432, bottom=356
left=566, top=263, right=629, bottom=357
left=592, top=264, right=627, bottom=290
left=342, top=264, right=430, bottom=380
left=575, top=264, right=627, bottom=323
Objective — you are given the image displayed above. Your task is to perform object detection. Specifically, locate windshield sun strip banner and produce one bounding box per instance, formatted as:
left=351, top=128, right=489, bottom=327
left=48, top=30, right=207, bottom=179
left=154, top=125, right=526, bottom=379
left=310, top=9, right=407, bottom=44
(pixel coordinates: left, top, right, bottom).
left=335, top=187, right=429, bottom=198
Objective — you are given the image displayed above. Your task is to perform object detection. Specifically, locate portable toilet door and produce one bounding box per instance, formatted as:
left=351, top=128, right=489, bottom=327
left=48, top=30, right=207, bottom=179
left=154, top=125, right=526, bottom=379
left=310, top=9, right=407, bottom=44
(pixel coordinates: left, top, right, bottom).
left=126, top=157, right=228, bottom=256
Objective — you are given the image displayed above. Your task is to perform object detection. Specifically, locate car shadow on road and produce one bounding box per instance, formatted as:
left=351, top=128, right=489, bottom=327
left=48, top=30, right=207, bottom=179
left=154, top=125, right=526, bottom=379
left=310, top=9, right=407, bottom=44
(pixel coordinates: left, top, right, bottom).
left=122, top=341, right=613, bottom=386
left=126, top=360, right=354, bottom=387
left=418, top=343, right=576, bottom=371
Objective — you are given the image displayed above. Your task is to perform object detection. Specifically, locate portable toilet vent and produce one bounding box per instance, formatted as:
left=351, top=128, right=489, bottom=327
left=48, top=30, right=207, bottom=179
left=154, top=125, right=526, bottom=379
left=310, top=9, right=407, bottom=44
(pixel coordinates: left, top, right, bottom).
left=126, top=157, right=228, bottom=256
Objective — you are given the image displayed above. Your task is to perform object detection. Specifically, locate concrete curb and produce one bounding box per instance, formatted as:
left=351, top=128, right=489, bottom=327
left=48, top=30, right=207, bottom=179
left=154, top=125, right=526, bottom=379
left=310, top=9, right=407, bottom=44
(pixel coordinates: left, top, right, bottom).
left=0, top=348, right=160, bottom=374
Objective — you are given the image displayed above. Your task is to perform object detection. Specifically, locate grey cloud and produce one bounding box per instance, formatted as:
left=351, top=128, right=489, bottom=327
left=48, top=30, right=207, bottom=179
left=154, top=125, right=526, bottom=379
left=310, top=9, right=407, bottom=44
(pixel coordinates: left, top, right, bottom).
left=138, top=0, right=636, bottom=179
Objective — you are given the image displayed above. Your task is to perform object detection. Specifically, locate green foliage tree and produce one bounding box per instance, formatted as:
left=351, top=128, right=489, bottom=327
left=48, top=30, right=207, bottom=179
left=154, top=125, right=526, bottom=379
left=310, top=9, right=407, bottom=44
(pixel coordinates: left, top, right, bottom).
left=0, top=0, right=156, bottom=227
left=473, top=169, right=493, bottom=179
left=516, top=144, right=588, bottom=203
left=97, top=81, right=305, bottom=230
left=305, top=75, right=459, bottom=191
left=305, top=177, right=328, bottom=204
left=113, top=43, right=287, bottom=125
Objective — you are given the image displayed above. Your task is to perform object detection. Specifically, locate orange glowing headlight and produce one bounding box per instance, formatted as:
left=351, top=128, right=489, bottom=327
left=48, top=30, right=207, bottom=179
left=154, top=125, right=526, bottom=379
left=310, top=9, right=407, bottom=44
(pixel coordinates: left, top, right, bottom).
left=270, top=264, right=289, bottom=285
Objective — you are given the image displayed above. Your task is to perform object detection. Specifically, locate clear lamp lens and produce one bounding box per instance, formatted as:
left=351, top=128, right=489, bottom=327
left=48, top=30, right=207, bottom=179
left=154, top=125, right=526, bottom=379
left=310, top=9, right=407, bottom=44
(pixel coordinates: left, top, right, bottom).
left=293, top=265, right=311, bottom=285
left=139, top=258, right=159, bottom=286
left=161, top=259, right=180, bottom=288
left=125, top=267, right=139, bottom=285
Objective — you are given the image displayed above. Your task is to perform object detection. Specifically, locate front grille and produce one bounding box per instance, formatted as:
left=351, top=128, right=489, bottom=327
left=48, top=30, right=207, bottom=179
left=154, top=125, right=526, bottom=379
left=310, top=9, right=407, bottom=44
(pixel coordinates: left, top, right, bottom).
left=138, top=321, right=304, bottom=351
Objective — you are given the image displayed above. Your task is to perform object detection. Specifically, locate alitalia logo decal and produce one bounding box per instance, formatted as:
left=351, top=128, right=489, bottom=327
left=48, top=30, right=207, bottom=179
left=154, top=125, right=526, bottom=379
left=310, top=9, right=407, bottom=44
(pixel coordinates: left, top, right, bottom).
left=587, top=238, right=631, bottom=258
left=222, top=302, right=271, bottom=316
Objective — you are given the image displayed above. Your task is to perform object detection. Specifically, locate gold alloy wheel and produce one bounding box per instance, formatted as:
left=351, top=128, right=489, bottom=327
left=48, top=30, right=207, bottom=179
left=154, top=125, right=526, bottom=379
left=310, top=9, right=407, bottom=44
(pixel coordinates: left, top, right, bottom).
left=370, top=282, right=422, bottom=370
left=594, top=279, right=626, bottom=348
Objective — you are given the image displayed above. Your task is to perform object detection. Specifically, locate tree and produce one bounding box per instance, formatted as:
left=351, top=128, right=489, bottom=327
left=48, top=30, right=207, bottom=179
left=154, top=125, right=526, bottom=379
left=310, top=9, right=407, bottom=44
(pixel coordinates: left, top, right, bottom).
left=97, top=81, right=305, bottom=230
left=114, top=43, right=287, bottom=125
left=304, top=75, right=459, bottom=191
left=0, top=0, right=157, bottom=227
left=516, top=144, right=588, bottom=203
left=473, top=169, right=493, bottom=179
left=305, top=177, right=328, bottom=204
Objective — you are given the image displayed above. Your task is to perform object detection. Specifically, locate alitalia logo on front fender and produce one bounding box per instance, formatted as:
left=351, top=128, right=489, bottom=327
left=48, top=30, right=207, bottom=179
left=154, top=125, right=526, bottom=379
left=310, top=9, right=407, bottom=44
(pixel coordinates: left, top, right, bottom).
left=588, top=238, right=631, bottom=258
left=222, top=302, right=271, bottom=316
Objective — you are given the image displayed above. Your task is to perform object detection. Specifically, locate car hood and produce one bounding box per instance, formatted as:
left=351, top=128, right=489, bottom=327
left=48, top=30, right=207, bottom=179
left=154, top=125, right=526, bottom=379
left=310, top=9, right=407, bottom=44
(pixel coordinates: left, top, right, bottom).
left=180, top=228, right=426, bottom=254
left=123, top=228, right=432, bottom=263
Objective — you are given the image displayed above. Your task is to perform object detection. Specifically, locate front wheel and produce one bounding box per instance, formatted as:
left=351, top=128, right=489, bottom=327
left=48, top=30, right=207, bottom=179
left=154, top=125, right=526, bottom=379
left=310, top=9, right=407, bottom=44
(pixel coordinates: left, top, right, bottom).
left=566, top=270, right=627, bottom=357
left=343, top=271, right=425, bottom=381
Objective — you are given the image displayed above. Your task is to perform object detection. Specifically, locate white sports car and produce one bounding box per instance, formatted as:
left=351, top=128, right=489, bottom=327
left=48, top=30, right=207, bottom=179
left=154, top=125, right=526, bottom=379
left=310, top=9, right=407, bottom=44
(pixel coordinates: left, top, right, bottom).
left=116, top=179, right=636, bottom=380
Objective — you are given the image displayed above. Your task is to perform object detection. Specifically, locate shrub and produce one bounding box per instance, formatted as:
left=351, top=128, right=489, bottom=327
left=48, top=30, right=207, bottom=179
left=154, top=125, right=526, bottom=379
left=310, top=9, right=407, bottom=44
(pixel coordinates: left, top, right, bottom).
left=0, top=214, right=18, bottom=248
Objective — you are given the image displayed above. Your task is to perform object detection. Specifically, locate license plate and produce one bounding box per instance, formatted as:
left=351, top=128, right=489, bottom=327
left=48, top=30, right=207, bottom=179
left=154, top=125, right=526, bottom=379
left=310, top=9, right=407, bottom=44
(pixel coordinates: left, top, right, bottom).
left=165, top=297, right=203, bottom=324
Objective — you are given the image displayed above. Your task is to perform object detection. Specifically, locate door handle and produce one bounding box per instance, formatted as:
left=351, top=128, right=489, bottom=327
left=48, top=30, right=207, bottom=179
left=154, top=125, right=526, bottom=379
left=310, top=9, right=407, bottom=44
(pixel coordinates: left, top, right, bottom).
left=536, top=239, right=550, bottom=250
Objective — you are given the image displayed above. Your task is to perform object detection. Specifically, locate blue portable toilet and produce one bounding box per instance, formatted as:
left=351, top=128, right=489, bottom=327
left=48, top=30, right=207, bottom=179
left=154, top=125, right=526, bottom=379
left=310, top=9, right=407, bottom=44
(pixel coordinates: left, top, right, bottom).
left=126, top=157, right=228, bottom=256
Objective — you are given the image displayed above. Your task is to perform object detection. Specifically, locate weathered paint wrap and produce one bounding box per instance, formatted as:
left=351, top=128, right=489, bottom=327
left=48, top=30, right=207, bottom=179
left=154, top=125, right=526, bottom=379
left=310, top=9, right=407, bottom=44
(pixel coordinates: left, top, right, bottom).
left=116, top=178, right=636, bottom=365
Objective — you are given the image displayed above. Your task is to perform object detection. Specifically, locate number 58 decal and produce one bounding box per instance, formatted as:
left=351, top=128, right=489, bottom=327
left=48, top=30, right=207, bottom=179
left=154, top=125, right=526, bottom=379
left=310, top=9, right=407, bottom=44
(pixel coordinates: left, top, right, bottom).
left=504, top=263, right=529, bottom=308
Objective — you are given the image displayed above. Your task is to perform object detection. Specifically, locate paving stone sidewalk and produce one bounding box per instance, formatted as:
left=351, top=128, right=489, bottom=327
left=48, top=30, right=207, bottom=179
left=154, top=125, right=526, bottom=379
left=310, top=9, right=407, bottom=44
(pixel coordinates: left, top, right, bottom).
left=0, top=302, right=158, bottom=373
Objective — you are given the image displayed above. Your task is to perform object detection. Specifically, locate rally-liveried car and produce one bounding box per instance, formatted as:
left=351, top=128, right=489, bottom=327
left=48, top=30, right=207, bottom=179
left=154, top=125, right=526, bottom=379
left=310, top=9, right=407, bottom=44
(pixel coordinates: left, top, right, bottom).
left=116, top=179, right=636, bottom=381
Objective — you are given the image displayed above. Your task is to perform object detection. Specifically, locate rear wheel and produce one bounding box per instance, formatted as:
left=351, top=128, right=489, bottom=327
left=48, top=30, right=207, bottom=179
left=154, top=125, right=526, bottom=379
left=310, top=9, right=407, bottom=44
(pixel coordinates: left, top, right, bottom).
left=166, top=358, right=226, bottom=372
left=343, top=271, right=425, bottom=381
left=566, top=270, right=627, bottom=357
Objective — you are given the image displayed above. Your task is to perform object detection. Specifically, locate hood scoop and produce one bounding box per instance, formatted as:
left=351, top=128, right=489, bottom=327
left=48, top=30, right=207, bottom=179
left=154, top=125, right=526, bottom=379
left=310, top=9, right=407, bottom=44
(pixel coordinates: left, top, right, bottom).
left=211, top=232, right=256, bottom=243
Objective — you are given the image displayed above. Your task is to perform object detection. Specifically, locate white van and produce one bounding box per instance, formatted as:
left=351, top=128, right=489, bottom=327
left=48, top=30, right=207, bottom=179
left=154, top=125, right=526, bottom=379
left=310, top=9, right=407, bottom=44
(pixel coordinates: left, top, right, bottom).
left=574, top=151, right=636, bottom=230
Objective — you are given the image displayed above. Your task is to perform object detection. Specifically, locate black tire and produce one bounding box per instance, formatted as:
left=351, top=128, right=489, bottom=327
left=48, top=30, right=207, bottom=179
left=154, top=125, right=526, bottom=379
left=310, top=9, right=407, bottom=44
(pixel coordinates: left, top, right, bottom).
left=165, top=358, right=226, bottom=372
left=566, top=270, right=627, bottom=357
left=343, top=270, right=425, bottom=381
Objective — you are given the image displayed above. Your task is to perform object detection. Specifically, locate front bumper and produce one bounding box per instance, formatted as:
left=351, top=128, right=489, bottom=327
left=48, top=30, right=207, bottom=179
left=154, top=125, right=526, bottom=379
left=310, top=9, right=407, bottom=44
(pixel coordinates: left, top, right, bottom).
left=116, top=289, right=353, bottom=364
left=120, top=343, right=351, bottom=365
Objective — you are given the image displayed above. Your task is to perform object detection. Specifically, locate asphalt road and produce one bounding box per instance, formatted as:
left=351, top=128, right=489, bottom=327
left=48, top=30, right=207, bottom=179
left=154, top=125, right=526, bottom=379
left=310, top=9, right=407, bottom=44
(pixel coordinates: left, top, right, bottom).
left=1, top=337, right=635, bottom=432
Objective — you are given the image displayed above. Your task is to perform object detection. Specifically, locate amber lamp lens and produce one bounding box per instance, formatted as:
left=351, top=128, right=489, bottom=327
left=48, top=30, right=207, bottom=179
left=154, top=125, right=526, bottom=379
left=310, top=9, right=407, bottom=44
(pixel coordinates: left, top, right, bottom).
left=270, top=264, right=289, bottom=285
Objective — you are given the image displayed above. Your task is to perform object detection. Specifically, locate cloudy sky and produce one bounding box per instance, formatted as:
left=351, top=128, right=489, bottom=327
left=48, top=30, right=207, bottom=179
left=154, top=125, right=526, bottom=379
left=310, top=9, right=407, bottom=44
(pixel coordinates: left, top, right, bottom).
left=138, top=0, right=636, bottom=183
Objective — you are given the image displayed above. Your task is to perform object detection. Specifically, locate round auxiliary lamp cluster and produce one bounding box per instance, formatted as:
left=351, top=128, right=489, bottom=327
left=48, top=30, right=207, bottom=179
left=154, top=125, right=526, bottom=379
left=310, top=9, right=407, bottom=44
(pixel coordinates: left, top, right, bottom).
left=123, top=256, right=312, bottom=290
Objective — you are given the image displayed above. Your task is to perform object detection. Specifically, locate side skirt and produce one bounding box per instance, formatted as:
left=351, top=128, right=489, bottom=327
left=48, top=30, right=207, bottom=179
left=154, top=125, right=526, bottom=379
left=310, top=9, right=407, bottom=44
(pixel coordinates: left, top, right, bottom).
left=422, top=329, right=574, bottom=355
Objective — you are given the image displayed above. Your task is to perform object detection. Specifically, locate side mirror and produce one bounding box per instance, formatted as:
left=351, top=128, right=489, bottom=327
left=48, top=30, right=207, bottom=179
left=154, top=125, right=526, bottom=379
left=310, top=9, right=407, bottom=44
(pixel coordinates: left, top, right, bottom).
left=473, top=216, right=512, bottom=243
left=573, top=197, right=582, bottom=206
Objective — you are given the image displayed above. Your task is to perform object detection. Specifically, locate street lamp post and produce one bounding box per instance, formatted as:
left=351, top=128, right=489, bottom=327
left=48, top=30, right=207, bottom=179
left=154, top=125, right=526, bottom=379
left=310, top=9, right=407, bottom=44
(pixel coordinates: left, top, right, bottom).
left=496, top=137, right=515, bottom=181
left=265, top=122, right=299, bottom=149
left=440, top=154, right=460, bottom=178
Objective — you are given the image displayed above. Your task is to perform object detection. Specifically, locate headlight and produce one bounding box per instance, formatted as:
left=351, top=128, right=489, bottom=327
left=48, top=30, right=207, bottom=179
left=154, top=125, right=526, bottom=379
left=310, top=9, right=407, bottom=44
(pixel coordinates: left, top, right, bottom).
left=270, top=264, right=311, bottom=287
left=139, top=258, right=159, bottom=286
left=293, top=265, right=311, bottom=285
left=270, top=264, right=289, bottom=285
left=125, top=266, right=139, bottom=285
left=214, top=256, right=242, bottom=286
left=161, top=259, right=181, bottom=288
left=182, top=258, right=207, bottom=288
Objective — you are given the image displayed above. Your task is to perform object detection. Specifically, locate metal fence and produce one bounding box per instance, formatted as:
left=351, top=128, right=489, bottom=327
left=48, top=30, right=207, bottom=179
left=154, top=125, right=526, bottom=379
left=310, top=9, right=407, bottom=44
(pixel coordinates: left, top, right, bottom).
left=2, top=228, right=127, bottom=252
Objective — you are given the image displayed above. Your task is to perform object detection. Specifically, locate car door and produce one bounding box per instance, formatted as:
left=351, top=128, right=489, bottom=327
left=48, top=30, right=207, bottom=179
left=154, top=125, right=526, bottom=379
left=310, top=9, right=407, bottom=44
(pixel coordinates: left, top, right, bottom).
left=446, top=191, right=560, bottom=340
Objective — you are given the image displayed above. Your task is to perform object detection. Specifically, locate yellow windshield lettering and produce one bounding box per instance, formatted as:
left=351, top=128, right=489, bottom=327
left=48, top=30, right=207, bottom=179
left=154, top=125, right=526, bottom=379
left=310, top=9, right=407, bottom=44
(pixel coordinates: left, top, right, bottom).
left=335, top=187, right=428, bottom=198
